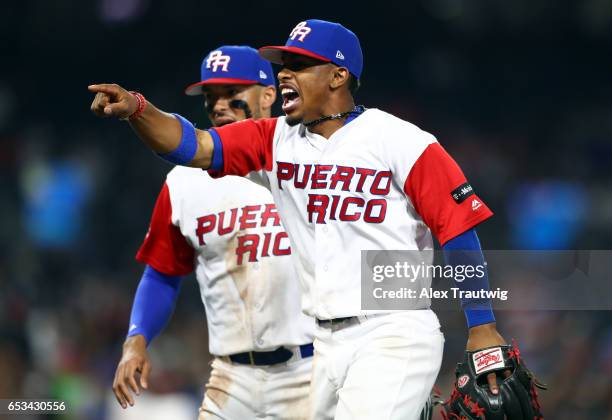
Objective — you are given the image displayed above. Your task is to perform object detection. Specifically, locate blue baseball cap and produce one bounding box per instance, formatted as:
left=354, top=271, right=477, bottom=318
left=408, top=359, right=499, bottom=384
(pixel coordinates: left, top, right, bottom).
left=259, top=19, right=363, bottom=79
left=185, top=45, right=275, bottom=96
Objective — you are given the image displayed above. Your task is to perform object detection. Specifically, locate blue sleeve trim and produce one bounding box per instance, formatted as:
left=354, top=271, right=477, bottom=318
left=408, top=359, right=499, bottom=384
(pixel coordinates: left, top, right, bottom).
left=127, top=265, right=183, bottom=346
left=157, top=114, right=198, bottom=166
left=442, top=229, right=496, bottom=328
left=208, top=128, right=224, bottom=171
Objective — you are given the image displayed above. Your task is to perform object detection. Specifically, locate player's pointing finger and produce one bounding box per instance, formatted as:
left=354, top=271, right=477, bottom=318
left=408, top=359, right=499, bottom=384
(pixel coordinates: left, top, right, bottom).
left=88, top=84, right=120, bottom=96
left=88, top=84, right=138, bottom=119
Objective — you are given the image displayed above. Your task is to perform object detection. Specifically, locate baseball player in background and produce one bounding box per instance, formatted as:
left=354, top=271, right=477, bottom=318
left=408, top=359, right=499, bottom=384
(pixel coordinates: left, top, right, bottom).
left=110, top=46, right=315, bottom=420
left=90, top=20, right=539, bottom=420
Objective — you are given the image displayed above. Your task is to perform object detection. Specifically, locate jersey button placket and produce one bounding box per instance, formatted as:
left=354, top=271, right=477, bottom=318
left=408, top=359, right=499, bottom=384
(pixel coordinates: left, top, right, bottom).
left=312, top=147, right=331, bottom=315
left=313, top=223, right=325, bottom=314
left=321, top=221, right=331, bottom=273
left=314, top=221, right=333, bottom=317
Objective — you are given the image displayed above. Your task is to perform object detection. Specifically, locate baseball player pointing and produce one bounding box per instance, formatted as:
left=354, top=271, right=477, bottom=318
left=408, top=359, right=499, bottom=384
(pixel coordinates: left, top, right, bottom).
left=91, top=20, right=543, bottom=420
left=110, top=46, right=315, bottom=419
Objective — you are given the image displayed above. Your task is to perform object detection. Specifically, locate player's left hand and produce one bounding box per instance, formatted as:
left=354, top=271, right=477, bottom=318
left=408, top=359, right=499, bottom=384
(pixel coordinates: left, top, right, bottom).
left=442, top=338, right=546, bottom=419
left=112, top=335, right=151, bottom=409
left=466, top=322, right=509, bottom=395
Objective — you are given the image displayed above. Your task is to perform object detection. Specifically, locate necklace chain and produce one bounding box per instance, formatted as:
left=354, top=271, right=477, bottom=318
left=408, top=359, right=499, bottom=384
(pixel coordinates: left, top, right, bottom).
left=303, top=105, right=366, bottom=127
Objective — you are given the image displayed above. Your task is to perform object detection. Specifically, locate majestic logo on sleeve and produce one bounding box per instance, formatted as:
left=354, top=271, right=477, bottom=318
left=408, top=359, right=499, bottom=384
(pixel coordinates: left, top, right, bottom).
left=276, top=162, right=392, bottom=224
left=195, top=203, right=290, bottom=265
left=451, top=182, right=474, bottom=204
left=206, top=50, right=231, bottom=72
left=289, top=21, right=312, bottom=42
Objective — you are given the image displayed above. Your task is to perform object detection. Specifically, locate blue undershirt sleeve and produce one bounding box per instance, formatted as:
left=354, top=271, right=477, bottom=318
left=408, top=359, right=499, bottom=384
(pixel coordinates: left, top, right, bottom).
left=126, top=265, right=183, bottom=346
left=442, top=228, right=496, bottom=328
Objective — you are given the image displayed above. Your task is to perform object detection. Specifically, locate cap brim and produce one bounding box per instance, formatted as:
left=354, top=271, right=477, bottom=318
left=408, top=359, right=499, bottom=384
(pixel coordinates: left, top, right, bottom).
left=258, top=46, right=331, bottom=65
left=184, top=78, right=258, bottom=96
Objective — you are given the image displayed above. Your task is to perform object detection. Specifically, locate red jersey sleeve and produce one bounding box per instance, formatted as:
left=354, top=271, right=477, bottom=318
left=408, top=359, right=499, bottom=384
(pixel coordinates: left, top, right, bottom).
left=135, top=183, right=195, bottom=275
left=208, top=117, right=278, bottom=177
left=404, top=143, right=493, bottom=245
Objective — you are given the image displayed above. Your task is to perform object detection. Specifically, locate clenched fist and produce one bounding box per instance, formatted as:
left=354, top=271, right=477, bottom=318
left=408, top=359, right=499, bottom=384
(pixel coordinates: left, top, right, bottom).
left=89, top=83, right=138, bottom=119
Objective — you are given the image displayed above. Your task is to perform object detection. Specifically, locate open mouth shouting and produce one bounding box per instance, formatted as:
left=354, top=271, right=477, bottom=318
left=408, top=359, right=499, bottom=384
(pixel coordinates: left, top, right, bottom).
left=280, top=83, right=301, bottom=114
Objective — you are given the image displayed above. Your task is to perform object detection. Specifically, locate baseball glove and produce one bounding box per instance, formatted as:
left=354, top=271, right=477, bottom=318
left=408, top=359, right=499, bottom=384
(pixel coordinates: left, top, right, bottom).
left=441, top=341, right=546, bottom=420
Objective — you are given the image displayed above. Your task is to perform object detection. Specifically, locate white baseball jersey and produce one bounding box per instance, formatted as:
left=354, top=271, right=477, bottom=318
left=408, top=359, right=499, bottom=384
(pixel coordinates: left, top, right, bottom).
left=136, top=166, right=314, bottom=356
left=208, top=108, right=493, bottom=320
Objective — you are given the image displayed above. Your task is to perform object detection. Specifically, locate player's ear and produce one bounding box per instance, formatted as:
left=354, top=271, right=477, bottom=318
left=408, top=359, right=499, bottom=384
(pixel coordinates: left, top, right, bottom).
left=330, top=66, right=350, bottom=90
left=259, top=85, right=276, bottom=113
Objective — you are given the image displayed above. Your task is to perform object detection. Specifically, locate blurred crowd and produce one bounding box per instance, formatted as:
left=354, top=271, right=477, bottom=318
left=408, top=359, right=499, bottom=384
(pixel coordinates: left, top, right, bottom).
left=1, top=0, right=611, bottom=418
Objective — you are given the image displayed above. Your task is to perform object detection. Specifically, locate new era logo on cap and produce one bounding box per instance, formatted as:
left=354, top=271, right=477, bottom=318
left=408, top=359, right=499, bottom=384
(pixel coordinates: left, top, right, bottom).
left=185, top=45, right=276, bottom=96
left=259, top=19, right=364, bottom=79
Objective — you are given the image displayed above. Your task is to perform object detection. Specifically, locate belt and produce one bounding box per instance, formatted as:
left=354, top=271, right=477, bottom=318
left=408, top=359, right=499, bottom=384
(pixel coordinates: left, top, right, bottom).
left=316, top=313, right=388, bottom=332
left=224, top=343, right=313, bottom=366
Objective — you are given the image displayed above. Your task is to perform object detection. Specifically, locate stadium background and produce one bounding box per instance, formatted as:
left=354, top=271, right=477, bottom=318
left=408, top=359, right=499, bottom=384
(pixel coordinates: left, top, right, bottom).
left=1, top=0, right=611, bottom=418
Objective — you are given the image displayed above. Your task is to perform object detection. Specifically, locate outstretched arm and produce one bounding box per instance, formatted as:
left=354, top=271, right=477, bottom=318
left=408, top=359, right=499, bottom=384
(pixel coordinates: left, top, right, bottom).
left=88, top=83, right=214, bottom=168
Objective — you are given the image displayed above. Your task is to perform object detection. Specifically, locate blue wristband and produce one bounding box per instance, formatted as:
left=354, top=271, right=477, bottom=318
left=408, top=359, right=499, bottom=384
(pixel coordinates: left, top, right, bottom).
left=464, top=303, right=496, bottom=328
left=442, top=229, right=496, bottom=328
left=157, top=114, right=198, bottom=165
left=208, top=128, right=224, bottom=171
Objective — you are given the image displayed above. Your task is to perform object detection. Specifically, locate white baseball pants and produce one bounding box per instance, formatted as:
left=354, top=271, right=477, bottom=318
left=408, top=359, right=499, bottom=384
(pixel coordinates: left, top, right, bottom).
left=310, top=310, right=444, bottom=420
left=199, top=355, right=312, bottom=420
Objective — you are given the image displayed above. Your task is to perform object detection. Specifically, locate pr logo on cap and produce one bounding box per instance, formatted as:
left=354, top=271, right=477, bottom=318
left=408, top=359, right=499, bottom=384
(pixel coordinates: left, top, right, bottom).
left=206, top=51, right=231, bottom=72
left=290, top=21, right=312, bottom=42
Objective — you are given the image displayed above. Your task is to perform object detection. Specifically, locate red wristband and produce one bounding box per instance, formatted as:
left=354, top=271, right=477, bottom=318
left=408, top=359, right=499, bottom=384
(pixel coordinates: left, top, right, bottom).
left=127, top=91, right=147, bottom=121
